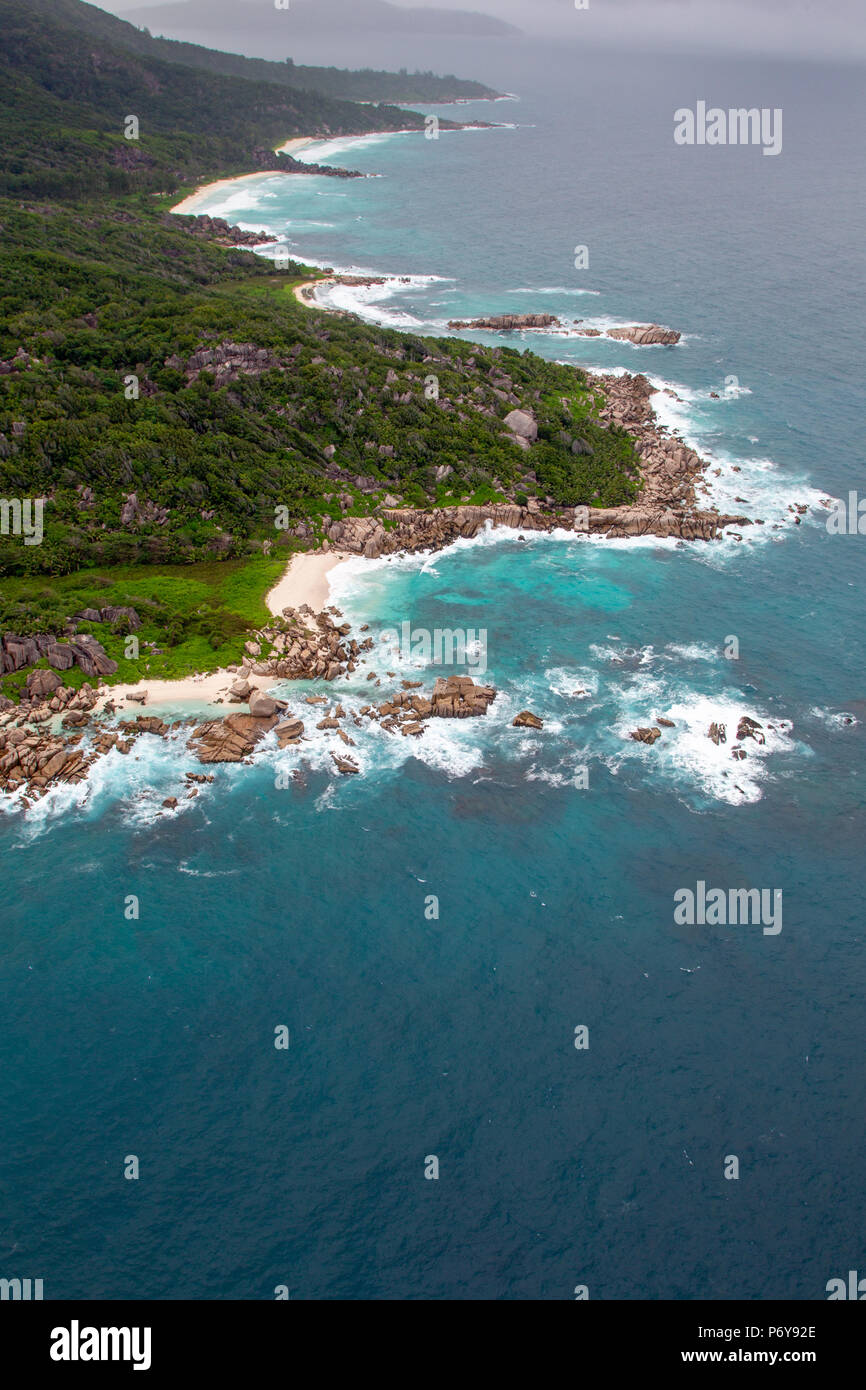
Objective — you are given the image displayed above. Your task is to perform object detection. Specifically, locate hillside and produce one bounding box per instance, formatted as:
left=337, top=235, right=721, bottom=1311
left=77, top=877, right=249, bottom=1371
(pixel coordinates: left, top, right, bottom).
left=0, top=0, right=640, bottom=690
left=0, top=0, right=460, bottom=199
left=0, top=197, right=639, bottom=581
left=23, top=0, right=502, bottom=103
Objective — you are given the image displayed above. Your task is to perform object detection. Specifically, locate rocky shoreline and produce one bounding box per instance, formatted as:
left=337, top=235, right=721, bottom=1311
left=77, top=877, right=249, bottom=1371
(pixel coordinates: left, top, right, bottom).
left=317, top=369, right=753, bottom=549
left=0, top=604, right=777, bottom=809
left=0, top=595, right=507, bottom=804
left=0, top=344, right=810, bottom=815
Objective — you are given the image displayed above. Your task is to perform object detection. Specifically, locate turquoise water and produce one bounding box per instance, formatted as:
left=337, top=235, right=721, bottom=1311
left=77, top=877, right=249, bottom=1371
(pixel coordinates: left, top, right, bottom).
left=2, top=47, right=864, bottom=1299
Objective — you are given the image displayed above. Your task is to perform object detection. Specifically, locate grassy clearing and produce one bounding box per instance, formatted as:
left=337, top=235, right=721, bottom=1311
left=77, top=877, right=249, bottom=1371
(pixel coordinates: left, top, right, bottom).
left=0, top=555, right=287, bottom=699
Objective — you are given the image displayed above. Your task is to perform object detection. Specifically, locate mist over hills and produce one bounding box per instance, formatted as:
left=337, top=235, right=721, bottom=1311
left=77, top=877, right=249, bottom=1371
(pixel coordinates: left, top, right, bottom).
left=125, top=0, right=520, bottom=42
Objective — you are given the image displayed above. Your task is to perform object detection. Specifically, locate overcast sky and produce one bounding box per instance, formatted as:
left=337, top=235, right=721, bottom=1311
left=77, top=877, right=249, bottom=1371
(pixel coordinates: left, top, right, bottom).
left=102, top=0, right=866, bottom=63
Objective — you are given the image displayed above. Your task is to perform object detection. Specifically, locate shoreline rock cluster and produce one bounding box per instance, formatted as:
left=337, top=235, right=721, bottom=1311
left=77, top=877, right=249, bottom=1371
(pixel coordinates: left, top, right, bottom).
left=444, top=313, right=681, bottom=346
left=0, top=706, right=174, bottom=805
left=447, top=313, right=560, bottom=331
left=0, top=599, right=511, bottom=804
left=0, top=576, right=783, bottom=813
left=178, top=213, right=277, bottom=247
left=240, top=604, right=375, bottom=682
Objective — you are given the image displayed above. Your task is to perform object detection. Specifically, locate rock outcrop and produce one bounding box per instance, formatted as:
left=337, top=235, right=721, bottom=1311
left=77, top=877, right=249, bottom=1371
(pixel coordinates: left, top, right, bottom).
left=178, top=214, right=277, bottom=248
left=447, top=313, right=560, bottom=331
left=167, top=342, right=284, bottom=385
left=318, top=370, right=749, bottom=547
left=503, top=409, right=538, bottom=445
left=189, top=713, right=278, bottom=764
left=736, top=715, right=765, bottom=745
left=606, top=325, right=681, bottom=346
left=513, top=710, right=543, bottom=729
left=74, top=606, right=141, bottom=630
left=430, top=675, right=496, bottom=718
left=242, top=606, right=373, bottom=683
left=1, top=632, right=117, bottom=677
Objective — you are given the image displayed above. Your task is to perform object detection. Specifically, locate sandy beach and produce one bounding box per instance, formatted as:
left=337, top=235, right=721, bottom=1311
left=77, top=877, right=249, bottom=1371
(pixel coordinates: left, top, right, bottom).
left=171, top=139, right=318, bottom=215
left=277, top=137, right=318, bottom=156
left=93, top=549, right=357, bottom=714
left=265, top=548, right=353, bottom=614
left=294, top=278, right=332, bottom=306
left=171, top=171, right=280, bottom=216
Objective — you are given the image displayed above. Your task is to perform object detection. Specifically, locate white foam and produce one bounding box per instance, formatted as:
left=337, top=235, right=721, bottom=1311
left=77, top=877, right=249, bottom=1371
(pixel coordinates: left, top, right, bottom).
left=279, top=131, right=419, bottom=163
left=5, top=725, right=207, bottom=837
left=662, top=642, right=718, bottom=662
left=525, top=762, right=592, bottom=790
left=607, top=683, right=803, bottom=807
left=644, top=374, right=829, bottom=543
left=506, top=286, right=602, bottom=297
left=809, top=706, right=858, bottom=730
left=312, top=271, right=455, bottom=328
left=544, top=666, right=599, bottom=700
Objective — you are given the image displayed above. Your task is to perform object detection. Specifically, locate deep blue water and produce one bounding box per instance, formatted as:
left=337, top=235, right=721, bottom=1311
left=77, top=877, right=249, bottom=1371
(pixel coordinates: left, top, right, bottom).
left=2, top=46, right=864, bottom=1299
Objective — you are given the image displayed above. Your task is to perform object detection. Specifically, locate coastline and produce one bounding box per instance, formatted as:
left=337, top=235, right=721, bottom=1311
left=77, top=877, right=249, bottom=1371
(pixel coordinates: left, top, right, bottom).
left=172, top=170, right=290, bottom=217
left=170, top=138, right=325, bottom=215
left=265, top=548, right=353, bottom=614
left=90, top=549, right=356, bottom=716
left=0, top=129, right=820, bottom=811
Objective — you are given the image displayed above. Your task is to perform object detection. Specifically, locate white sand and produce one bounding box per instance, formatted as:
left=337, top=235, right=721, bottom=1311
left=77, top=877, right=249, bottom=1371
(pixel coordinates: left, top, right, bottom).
left=171, top=138, right=317, bottom=216
left=92, top=550, right=356, bottom=715
left=93, top=669, right=246, bottom=714
left=266, top=549, right=353, bottom=614
left=277, top=137, right=318, bottom=156
left=294, top=278, right=333, bottom=306
left=170, top=172, right=282, bottom=216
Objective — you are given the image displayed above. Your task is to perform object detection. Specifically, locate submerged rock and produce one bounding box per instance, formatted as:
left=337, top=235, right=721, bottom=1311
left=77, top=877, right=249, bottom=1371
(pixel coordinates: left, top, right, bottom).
left=331, top=753, right=360, bottom=775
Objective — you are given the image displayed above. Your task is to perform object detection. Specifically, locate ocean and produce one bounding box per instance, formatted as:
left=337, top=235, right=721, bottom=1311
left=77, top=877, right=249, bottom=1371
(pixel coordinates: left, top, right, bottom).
left=2, top=44, right=864, bottom=1299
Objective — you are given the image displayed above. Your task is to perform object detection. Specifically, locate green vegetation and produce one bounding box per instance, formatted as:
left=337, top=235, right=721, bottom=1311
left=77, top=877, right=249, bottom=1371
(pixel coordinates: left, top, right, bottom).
left=0, top=200, right=640, bottom=583
left=0, top=557, right=286, bottom=697
left=0, top=0, right=642, bottom=695
left=0, top=0, right=454, bottom=199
